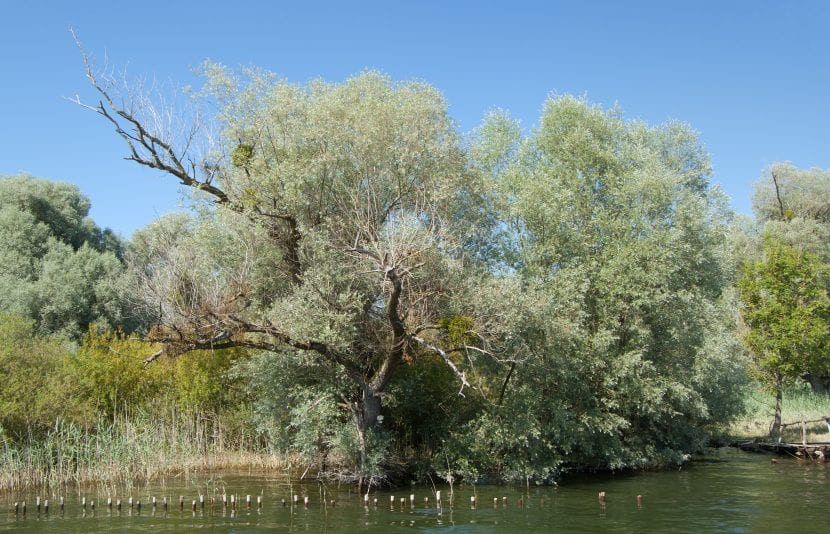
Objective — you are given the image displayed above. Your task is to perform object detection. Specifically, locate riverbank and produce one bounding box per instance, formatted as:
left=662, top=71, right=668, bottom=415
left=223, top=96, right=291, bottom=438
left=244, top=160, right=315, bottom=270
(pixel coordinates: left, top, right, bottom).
left=729, top=384, right=830, bottom=442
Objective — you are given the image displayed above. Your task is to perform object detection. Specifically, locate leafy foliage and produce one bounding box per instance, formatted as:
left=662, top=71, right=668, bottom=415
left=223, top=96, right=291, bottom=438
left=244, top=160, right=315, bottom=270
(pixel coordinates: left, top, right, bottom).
left=738, top=236, right=830, bottom=383
left=0, top=175, right=130, bottom=339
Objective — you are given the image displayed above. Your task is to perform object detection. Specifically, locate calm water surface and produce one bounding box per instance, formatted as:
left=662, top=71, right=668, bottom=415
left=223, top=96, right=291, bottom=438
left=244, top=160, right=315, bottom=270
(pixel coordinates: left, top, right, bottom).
left=1, top=448, right=827, bottom=532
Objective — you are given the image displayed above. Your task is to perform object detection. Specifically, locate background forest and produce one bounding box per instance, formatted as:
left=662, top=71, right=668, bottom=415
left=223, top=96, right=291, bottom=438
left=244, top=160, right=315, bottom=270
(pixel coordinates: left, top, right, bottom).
left=1, top=67, right=828, bottom=491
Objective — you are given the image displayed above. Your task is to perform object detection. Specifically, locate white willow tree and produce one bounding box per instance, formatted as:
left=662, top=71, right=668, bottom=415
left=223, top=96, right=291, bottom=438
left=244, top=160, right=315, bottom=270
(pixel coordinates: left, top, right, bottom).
left=77, top=55, right=504, bottom=480
left=451, top=98, right=745, bottom=478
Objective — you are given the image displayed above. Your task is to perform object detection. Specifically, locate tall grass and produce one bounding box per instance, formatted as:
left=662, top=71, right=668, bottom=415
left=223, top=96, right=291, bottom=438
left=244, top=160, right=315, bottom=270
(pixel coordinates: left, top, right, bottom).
left=730, top=382, right=830, bottom=442
left=0, top=409, right=285, bottom=493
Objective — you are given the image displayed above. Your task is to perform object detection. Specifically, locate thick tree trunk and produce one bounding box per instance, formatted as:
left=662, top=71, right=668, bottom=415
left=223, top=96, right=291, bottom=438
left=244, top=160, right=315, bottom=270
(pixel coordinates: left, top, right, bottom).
left=355, top=384, right=383, bottom=487
left=771, top=378, right=783, bottom=442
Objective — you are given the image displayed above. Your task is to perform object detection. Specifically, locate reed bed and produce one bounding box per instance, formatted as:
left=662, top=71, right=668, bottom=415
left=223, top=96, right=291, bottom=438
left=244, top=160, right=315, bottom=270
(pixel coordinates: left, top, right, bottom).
left=0, top=410, right=285, bottom=493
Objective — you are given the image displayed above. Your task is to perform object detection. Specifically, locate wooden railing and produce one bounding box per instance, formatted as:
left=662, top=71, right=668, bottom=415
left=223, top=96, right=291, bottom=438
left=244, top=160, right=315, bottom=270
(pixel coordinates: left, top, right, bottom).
left=779, top=417, right=830, bottom=445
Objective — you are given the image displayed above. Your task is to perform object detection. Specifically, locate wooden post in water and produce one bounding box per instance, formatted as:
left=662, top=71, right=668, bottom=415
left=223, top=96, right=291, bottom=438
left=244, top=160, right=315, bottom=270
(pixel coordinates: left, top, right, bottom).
left=598, top=491, right=606, bottom=505
left=107, top=497, right=112, bottom=510
left=410, top=494, right=415, bottom=508
left=304, top=496, right=309, bottom=508
left=14, top=502, right=18, bottom=515
left=802, top=419, right=807, bottom=446
left=82, top=497, right=87, bottom=510
left=44, top=500, right=48, bottom=514
left=91, top=500, right=95, bottom=510
left=257, top=495, right=262, bottom=509
left=164, top=496, right=168, bottom=511
left=180, top=495, right=184, bottom=510
left=117, top=499, right=122, bottom=511
left=128, top=497, right=133, bottom=510
left=152, top=496, right=157, bottom=509
left=36, top=496, right=40, bottom=513
left=192, top=499, right=197, bottom=512
left=637, top=494, right=643, bottom=508
left=21, top=501, right=25, bottom=515
left=61, top=496, right=65, bottom=512
left=223, top=494, right=227, bottom=507
left=136, top=500, right=141, bottom=513
left=246, top=495, right=251, bottom=508
left=200, top=495, right=204, bottom=510
left=470, top=495, right=476, bottom=508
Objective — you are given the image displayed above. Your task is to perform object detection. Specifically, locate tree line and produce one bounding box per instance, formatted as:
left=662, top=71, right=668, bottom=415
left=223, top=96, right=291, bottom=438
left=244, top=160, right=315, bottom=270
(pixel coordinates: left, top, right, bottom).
left=0, top=61, right=827, bottom=486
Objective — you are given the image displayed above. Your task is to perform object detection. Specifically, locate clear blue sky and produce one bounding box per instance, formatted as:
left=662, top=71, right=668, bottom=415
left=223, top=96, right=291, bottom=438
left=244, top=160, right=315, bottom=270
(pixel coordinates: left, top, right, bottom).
left=2, top=0, right=828, bottom=238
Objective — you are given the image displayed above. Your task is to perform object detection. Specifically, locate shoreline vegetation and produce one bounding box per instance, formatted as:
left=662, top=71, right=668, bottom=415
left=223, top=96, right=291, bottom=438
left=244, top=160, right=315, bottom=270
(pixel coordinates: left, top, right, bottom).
left=0, top=413, right=287, bottom=493
left=2, top=61, right=829, bottom=492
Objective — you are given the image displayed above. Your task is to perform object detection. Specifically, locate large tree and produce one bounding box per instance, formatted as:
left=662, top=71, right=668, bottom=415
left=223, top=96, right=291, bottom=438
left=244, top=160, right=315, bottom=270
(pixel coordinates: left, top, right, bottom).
left=451, top=98, right=744, bottom=478
left=79, top=58, right=504, bottom=481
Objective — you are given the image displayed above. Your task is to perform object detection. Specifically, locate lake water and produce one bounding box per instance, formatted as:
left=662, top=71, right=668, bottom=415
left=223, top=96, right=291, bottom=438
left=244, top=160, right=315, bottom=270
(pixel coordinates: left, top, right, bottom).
left=1, top=448, right=827, bottom=533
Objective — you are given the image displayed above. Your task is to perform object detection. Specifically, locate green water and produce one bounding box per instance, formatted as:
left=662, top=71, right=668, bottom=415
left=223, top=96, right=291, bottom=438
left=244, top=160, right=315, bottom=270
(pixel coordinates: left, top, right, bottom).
left=1, top=448, right=827, bottom=533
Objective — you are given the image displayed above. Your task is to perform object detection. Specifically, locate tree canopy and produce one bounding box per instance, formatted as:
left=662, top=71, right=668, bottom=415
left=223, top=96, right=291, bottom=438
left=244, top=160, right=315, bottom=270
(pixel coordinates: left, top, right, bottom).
left=0, top=174, right=129, bottom=339
left=77, top=56, right=746, bottom=482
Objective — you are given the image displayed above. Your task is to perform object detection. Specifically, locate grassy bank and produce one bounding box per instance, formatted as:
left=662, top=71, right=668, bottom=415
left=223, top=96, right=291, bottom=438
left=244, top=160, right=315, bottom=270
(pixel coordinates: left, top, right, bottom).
left=730, top=383, right=830, bottom=442
left=0, top=412, right=286, bottom=493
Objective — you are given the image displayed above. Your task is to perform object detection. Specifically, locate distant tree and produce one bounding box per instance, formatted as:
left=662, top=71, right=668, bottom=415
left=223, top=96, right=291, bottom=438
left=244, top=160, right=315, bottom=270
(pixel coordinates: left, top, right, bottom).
left=738, top=236, right=830, bottom=439
left=0, top=175, right=130, bottom=339
left=749, top=163, right=830, bottom=392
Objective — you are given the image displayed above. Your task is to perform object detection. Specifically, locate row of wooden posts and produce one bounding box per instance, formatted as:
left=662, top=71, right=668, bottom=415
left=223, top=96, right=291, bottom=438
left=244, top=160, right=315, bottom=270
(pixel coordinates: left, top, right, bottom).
left=12, top=490, right=644, bottom=515
left=12, top=493, right=262, bottom=515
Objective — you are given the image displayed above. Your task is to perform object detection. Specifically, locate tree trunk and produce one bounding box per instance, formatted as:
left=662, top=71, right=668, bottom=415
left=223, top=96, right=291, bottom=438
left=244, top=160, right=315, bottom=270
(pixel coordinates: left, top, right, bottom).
left=805, top=373, right=829, bottom=395
left=355, top=385, right=382, bottom=487
left=771, top=378, right=783, bottom=442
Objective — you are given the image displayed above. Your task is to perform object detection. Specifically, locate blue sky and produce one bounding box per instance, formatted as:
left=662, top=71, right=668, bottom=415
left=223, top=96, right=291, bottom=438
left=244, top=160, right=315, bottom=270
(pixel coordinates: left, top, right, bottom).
left=2, top=0, right=828, bottom=238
